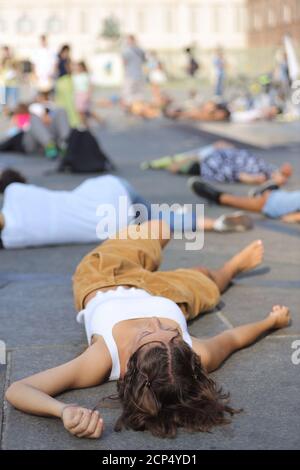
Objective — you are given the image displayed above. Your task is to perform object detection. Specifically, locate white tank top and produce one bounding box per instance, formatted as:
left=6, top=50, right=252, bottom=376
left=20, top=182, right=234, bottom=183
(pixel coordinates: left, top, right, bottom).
left=76, top=286, right=192, bottom=381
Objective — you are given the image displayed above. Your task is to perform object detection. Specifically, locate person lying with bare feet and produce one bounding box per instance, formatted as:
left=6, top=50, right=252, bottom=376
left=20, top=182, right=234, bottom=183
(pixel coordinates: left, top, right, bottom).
left=125, top=93, right=172, bottom=120
left=164, top=99, right=282, bottom=124
left=164, top=100, right=231, bottom=122
left=141, top=140, right=292, bottom=186
left=127, top=100, right=162, bottom=119
left=5, top=220, right=291, bottom=438
left=188, top=178, right=300, bottom=224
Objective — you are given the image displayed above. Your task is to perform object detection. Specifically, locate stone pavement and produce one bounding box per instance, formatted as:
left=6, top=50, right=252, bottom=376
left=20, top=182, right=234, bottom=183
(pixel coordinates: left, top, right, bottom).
left=0, top=111, right=300, bottom=449
left=194, top=120, right=300, bottom=148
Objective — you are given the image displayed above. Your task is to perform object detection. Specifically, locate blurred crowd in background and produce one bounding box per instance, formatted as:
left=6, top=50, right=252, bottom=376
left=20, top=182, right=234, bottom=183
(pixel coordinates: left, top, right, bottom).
left=0, top=31, right=299, bottom=161
left=1, top=32, right=300, bottom=114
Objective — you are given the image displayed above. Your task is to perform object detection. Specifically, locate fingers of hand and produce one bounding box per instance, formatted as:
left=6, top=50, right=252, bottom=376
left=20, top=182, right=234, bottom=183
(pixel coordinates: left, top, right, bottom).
left=77, top=411, right=103, bottom=438
left=68, top=408, right=92, bottom=435
left=272, top=305, right=289, bottom=314
left=88, top=417, right=104, bottom=439
left=64, top=407, right=84, bottom=430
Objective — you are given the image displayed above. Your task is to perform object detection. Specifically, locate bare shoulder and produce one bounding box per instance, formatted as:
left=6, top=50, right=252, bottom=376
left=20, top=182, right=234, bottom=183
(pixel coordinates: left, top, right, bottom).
left=68, top=338, right=112, bottom=388
left=191, top=336, right=210, bottom=370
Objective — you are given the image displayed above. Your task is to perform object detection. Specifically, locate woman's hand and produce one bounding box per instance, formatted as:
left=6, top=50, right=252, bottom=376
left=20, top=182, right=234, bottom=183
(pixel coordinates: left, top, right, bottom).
left=268, top=305, right=291, bottom=329
left=192, top=304, right=291, bottom=372
left=62, top=405, right=104, bottom=439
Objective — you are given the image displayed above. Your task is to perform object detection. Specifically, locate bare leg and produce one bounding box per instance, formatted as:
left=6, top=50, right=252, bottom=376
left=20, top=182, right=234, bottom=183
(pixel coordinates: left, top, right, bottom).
left=220, top=192, right=269, bottom=213
left=151, top=84, right=162, bottom=106
left=193, top=240, right=264, bottom=292
left=169, top=157, right=196, bottom=173
left=130, top=101, right=160, bottom=119
left=198, top=218, right=215, bottom=231
left=197, top=213, right=253, bottom=233
left=180, top=109, right=206, bottom=120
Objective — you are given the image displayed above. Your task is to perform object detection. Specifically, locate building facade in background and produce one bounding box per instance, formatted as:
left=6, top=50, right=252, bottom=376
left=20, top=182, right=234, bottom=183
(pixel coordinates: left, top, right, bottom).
left=0, top=0, right=299, bottom=77
left=0, top=0, right=247, bottom=59
left=247, top=0, right=300, bottom=47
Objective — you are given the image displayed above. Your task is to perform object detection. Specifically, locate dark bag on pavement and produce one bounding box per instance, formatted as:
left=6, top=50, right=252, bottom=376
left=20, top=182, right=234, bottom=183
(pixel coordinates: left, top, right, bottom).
left=0, top=132, right=25, bottom=153
left=58, top=128, right=115, bottom=173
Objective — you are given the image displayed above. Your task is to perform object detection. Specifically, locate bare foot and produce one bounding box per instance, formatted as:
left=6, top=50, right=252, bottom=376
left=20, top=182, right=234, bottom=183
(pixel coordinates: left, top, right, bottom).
left=268, top=305, right=291, bottom=329
left=228, top=240, right=264, bottom=274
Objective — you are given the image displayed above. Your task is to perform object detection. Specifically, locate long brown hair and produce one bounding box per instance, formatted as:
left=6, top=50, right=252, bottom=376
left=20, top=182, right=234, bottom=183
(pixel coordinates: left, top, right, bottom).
left=111, top=338, right=240, bottom=438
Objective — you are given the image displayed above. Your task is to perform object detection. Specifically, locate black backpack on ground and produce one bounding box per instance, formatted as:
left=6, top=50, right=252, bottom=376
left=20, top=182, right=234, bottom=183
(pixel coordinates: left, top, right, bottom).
left=58, top=128, right=115, bottom=173
left=0, top=132, right=25, bottom=153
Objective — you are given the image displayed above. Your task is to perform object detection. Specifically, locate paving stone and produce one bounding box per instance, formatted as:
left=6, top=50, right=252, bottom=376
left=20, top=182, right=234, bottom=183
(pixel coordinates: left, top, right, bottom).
left=0, top=282, right=83, bottom=348
left=221, top=285, right=300, bottom=334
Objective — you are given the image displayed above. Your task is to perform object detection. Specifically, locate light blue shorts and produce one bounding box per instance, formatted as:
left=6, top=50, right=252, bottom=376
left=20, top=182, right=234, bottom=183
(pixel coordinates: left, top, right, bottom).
left=262, top=190, right=300, bottom=218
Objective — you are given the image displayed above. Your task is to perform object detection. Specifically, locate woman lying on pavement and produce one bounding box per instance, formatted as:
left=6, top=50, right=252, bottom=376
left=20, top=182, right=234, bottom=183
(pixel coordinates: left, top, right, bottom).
left=5, top=220, right=291, bottom=438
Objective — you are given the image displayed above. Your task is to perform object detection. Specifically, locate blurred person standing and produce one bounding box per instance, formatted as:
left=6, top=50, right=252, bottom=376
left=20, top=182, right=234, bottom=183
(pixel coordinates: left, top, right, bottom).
left=275, top=45, right=291, bottom=99
left=121, top=35, right=146, bottom=107
left=147, top=51, right=167, bottom=106
left=54, top=44, right=79, bottom=127
left=33, top=35, right=56, bottom=93
left=73, top=61, right=91, bottom=118
left=184, top=47, right=199, bottom=80
left=0, top=46, right=20, bottom=111
left=213, top=47, right=226, bottom=98
left=73, top=61, right=104, bottom=125
left=184, top=46, right=200, bottom=94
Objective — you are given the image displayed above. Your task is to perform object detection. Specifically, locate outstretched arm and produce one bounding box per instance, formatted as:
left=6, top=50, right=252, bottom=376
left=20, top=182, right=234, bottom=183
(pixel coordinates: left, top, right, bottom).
left=192, top=305, right=290, bottom=372
left=5, top=340, right=111, bottom=438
